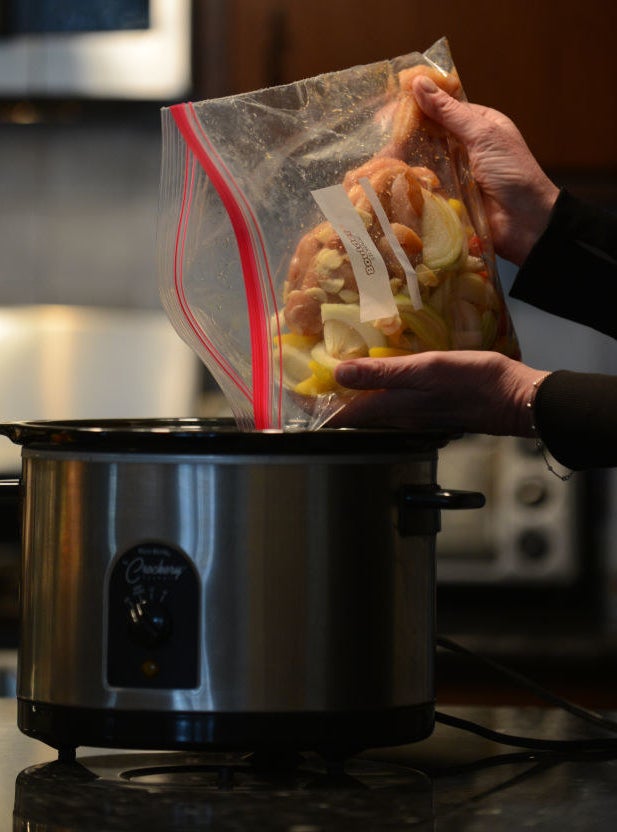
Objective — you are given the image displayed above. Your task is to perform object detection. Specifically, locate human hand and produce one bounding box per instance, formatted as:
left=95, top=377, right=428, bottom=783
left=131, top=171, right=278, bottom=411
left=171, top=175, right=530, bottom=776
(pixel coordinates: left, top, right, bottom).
left=332, top=350, right=546, bottom=437
left=411, top=75, right=559, bottom=266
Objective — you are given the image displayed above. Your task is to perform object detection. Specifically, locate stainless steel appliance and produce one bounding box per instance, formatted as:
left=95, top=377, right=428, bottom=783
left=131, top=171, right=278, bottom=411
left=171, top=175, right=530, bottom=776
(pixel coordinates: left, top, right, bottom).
left=0, top=0, right=191, bottom=99
left=0, top=418, right=483, bottom=758
left=436, top=434, right=590, bottom=586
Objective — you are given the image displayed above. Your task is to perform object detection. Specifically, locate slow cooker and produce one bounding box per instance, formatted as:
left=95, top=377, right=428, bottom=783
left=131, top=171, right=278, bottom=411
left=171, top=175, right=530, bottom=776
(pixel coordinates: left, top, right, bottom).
left=0, top=418, right=483, bottom=759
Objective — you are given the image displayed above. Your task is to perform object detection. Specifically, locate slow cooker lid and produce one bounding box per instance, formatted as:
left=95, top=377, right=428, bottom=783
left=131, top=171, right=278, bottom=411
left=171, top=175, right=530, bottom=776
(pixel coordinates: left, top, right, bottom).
left=0, top=418, right=455, bottom=454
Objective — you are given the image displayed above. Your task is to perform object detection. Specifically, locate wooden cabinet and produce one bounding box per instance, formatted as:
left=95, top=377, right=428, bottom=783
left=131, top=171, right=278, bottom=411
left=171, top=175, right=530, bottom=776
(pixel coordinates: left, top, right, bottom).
left=195, top=0, right=617, bottom=173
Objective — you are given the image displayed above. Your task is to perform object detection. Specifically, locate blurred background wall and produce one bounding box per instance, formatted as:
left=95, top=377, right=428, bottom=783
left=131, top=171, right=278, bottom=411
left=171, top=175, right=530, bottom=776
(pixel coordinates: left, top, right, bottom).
left=225, top=0, right=617, bottom=177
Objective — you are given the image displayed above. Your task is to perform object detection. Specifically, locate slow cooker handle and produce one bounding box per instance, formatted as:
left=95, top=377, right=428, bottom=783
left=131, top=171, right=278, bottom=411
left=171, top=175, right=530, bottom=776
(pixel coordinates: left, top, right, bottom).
left=397, top=484, right=485, bottom=536
left=400, top=485, right=485, bottom=510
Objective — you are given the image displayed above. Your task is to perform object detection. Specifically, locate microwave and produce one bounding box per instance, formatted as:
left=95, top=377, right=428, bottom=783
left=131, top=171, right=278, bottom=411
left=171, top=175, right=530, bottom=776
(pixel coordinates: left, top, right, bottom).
left=435, top=434, right=594, bottom=586
left=0, top=0, right=191, bottom=99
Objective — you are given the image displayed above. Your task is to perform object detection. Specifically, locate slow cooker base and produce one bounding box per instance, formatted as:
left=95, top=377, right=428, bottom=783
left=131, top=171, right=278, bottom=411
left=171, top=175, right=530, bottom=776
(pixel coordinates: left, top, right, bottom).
left=17, top=699, right=435, bottom=757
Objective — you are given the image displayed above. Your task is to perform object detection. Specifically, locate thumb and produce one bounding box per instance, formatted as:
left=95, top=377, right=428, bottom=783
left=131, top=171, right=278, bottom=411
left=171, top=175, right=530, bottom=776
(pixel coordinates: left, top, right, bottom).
left=411, top=75, right=477, bottom=144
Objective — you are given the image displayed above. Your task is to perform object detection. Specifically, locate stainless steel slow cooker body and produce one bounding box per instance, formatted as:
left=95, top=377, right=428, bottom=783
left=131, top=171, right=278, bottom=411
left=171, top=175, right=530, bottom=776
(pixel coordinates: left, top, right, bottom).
left=1, top=418, right=482, bottom=756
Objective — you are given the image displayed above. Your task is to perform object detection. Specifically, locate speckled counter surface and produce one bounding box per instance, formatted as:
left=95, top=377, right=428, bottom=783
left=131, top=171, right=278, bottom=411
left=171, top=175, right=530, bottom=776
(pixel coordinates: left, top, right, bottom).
left=2, top=698, right=617, bottom=831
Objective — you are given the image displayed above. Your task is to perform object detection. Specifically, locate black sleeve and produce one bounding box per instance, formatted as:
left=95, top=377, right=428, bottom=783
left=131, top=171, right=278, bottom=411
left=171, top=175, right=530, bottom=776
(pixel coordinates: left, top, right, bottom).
left=509, top=189, right=617, bottom=339
left=534, top=370, right=617, bottom=470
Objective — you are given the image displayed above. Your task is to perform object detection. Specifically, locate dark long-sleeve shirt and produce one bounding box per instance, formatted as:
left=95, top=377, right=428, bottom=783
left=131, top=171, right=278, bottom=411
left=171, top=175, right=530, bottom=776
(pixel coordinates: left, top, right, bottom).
left=509, top=189, right=617, bottom=470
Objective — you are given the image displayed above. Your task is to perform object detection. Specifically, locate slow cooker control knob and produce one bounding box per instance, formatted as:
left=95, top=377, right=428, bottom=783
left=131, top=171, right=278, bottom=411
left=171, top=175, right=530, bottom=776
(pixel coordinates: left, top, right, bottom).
left=127, top=599, right=172, bottom=647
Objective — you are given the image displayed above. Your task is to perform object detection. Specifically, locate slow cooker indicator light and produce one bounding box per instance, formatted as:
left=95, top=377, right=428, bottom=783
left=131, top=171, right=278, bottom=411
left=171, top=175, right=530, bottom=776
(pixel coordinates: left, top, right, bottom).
left=140, top=659, right=160, bottom=678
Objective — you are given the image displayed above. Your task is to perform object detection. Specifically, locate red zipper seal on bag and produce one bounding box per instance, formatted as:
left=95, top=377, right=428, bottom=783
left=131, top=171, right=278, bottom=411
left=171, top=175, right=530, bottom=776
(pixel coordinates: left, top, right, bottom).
left=170, top=102, right=283, bottom=430
left=174, top=151, right=252, bottom=404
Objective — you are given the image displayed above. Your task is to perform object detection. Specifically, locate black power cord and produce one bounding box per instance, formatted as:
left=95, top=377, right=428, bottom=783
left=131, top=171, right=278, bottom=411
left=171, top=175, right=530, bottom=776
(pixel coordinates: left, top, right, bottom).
left=435, top=635, right=617, bottom=756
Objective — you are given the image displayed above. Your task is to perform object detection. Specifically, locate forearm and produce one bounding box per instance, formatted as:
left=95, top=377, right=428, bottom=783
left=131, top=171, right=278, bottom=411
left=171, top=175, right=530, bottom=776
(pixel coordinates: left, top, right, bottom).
left=510, top=190, right=617, bottom=339
left=534, top=370, right=617, bottom=470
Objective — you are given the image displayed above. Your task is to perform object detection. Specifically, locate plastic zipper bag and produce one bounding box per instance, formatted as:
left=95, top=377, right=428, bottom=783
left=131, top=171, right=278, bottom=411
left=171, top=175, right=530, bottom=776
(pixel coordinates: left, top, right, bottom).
left=157, top=37, right=520, bottom=431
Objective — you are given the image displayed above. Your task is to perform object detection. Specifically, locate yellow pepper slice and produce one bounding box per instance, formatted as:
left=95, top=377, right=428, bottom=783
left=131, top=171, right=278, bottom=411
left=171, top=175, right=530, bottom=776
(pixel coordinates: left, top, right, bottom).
left=293, top=360, right=338, bottom=396
left=368, top=347, right=411, bottom=358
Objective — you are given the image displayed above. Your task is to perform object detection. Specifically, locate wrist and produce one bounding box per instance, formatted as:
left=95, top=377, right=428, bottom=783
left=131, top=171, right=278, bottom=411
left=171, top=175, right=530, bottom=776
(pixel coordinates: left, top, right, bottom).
left=525, top=372, right=552, bottom=436
left=516, top=180, right=560, bottom=264
left=525, top=372, right=573, bottom=481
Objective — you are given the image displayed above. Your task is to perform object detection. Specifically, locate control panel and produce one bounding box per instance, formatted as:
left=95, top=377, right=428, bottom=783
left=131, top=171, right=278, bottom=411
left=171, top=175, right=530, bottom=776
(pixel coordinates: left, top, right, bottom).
left=107, top=542, right=199, bottom=689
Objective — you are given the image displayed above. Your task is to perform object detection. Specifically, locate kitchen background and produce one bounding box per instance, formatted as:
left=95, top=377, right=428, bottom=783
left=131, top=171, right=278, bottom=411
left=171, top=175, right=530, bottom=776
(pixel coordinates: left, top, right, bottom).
left=1, top=0, right=616, bottom=697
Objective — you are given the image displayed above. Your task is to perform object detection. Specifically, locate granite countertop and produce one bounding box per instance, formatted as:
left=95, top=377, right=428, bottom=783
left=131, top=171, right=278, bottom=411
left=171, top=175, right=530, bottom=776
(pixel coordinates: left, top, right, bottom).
left=2, top=698, right=617, bottom=831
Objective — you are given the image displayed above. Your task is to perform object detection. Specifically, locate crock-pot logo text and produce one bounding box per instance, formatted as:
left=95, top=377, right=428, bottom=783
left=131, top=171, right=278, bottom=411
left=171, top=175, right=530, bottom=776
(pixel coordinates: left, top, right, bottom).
left=124, top=556, right=186, bottom=584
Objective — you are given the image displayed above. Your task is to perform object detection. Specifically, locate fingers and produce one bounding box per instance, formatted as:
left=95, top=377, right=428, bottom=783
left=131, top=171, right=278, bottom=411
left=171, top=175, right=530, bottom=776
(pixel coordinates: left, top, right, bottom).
left=411, top=75, right=479, bottom=143
left=334, top=360, right=375, bottom=388
left=334, top=352, right=455, bottom=393
left=334, top=357, right=414, bottom=389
